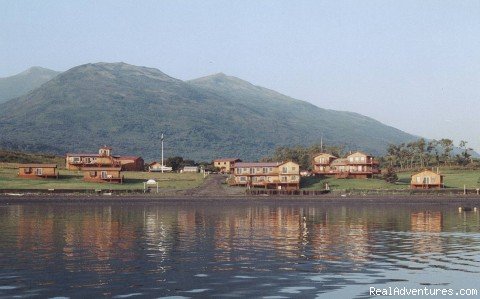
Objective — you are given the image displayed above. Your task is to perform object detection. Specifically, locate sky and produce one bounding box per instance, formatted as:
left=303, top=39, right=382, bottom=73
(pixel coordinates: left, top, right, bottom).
left=1, top=0, right=480, bottom=151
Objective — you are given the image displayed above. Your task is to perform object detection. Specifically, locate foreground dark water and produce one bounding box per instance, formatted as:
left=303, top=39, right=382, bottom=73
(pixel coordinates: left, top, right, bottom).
left=0, top=201, right=479, bottom=298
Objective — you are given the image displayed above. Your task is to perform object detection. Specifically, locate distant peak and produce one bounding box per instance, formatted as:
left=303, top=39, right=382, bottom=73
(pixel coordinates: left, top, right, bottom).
left=20, top=66, right=58, bottom=75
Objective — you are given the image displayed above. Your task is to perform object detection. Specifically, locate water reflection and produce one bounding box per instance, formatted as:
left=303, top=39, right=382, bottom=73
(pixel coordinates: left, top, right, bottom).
left=0, top=202, right=479, bottom=298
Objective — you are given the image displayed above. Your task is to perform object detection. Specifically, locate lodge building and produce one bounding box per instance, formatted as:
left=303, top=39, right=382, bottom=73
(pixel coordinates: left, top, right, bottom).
left=66, top=146, right=144, bottom=171
left=230, top=161, right=300, bottom=190
left=312, top=151, right=380, bottom=179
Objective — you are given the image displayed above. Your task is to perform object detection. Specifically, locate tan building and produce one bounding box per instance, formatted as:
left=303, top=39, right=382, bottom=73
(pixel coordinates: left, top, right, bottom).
left=214, top=158, right=241, bottom=173
left=18, top=164, right=58, bottom=179
left=82, top=167, right=123, bottom=183
left=312, top=153, right=338, bottom=175
left=411, top=170, right=444, bottom=189
left=231, top=161, right=300, bottom=190
left=312, top=151, right=380, bottom=179
left=66, top=146, right=143, bottom=171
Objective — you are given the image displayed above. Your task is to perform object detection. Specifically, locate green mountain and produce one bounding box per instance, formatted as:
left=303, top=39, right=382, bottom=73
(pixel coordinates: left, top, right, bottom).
left=0, top=62, right=417, bottom=161
left=0, top=67, right=60, bottom=103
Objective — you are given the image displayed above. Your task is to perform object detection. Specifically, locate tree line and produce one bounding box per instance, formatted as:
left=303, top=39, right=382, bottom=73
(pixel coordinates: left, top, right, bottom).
left=384, top=138, right=475, bottom=170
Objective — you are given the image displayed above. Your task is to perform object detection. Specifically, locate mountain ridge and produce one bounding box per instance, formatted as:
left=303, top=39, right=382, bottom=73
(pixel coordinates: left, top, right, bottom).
left=0, top=67, right=60, bottom=103
left=0, top=62, right=418, bottom=161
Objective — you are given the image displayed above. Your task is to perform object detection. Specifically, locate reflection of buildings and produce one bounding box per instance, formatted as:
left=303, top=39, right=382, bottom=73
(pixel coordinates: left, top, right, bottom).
left=410, top=211, right=443, bottom=254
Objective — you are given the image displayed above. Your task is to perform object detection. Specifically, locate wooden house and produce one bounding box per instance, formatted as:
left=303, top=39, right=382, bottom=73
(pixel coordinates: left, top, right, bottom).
left=18, top=164, right=58, bottom=179
left=312, top=153, right=337, bottom=175
left=231, top=161, right=300, bottom=190
left=82, top=167, right=123, bottom=183
left=214, top=158, right=241, bottom=173
left=66, top=146, right=142, bottom=171
left=313, top=151, right=380, bottom=179
left=410, top=170, right=444, bottom=189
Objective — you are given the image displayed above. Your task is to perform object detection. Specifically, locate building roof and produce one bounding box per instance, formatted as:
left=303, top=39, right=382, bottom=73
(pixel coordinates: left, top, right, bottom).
left=66, top=153, right=101, bottom=157
left=18, top=164, right=57, bottom=168
left=214, top=158, right=241, bottom=162
left=347, top=151, right=372, bottom=157
left=117, top=156, right=143, bottom=160
left=313, top=153, right=337, bottom=159
left=411, top=169, right=444, bottom=177
left=330, top=158, right=349, bottom=166
left=81, top=167, right=122, bottom=171
left=234, top=162, right=281, bottom=168
left=100, top=145, right=113, bottom=150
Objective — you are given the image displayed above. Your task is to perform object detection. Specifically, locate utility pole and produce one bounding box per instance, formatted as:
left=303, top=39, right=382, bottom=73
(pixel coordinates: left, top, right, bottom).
left=161, top=133, right=164, bottom=173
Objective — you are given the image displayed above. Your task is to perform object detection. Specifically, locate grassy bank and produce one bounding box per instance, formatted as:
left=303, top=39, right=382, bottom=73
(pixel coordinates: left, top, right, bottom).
left=302, top=168, right=480, bottom=191
left=0, top=166, right=204, bottom=190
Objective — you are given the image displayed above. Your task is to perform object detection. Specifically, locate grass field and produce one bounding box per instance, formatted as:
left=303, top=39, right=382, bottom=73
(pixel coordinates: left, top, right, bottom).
left=302, top=168, right=480, bottom=191
left=0, top=166, right=204, bottom=190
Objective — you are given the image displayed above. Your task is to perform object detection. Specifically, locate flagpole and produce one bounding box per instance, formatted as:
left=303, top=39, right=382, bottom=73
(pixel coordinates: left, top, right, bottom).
left=161, top=133, right=164, bottom=173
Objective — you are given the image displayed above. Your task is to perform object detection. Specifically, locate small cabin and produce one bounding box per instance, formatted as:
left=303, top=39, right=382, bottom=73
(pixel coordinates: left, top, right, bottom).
left=182, top=166, right=199, bottom=173
left=18, top=164, right=58, bottom=179
left=149, top=162, right=173, bottom=172
left=411, top=170, right=444, bottom=189
left=82, top=167, right=123, bottom=183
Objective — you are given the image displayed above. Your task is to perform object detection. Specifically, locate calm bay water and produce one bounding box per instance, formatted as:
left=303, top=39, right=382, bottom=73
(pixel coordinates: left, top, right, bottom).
left=0, top=201, right=479, bottom=298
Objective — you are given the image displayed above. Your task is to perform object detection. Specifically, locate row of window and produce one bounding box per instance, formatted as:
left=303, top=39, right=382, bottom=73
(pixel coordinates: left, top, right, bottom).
left=415, top=176, right=437, bottom=184
left=236, top=166, right=297, bottom=174
left=237, top=175, right=298, bottom=182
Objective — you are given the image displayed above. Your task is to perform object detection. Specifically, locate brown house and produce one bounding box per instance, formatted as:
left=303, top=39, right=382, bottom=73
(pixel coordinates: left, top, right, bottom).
left=82, top=167, right=123, bottom=184
left=66, top=146, right=143, bottom=171
left=231, top=161, right=300, bottom=190
left=312, top=151, right=380, bottom=179
left=18, top=164, right=58, bottom=179
left=214, top=158, right=241, bottom=173
left=116, top=156, right=145, bottom=171
left=411, top=170, right=444, bottom=189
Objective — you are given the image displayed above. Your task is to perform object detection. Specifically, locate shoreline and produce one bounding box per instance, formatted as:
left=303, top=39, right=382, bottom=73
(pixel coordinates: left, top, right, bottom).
left=1, top=192, right=480, bottom=205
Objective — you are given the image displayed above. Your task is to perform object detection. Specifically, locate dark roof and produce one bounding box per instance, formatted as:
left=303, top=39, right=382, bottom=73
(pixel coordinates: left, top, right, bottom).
left=18, top=164, right=57, bottom=168
left=214, top=158, right=241, bottom=162
left=81, top=167, right=122, bottom=171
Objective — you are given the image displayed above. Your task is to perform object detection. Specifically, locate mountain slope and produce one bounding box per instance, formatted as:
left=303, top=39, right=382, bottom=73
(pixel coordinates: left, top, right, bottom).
left=0, top=62, right=417, bottom=161
left=0, top=67, right=60, bottom=103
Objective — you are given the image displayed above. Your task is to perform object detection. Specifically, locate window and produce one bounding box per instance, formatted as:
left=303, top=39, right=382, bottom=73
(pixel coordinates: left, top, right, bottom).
left=263, top=167, right=268, bottom=173
left=24, top=167, right=32, bottom=174
left=355, top=157, right=360, bottom=162
left=72, top=157, right=80, bottom=162
left=240, top=176, right=246, bottom=182
left=282, top=167, right=288, bottom=173
left=349, top=157, right=354, bottom=162
left=292, top=166, right=296, bottom=171
left=361, top=156, right=365, bottom=162
left=101, top=171, right=108, bottom=179
left=35, top=168, right=43, bottom=175
left=416, top=177, right=421, bottom=183
left=281, top=176, right=287, bottom=182
left=90, top=171, right=97, bottom=177
left=292, top=175, right=297, bottom=181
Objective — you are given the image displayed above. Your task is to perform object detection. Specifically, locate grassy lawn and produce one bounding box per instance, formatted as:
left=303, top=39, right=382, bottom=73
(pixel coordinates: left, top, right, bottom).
left=302, top=169, right=480, bottom=191
left=0, top=166, right=204, bottom=190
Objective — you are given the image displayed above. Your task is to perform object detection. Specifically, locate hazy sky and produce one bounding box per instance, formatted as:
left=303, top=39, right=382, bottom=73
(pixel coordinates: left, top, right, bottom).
left=2, top=1, right=480, bottom=151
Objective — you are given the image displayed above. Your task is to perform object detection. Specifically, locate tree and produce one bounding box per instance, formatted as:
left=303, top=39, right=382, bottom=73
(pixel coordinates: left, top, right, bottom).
left=383, top=166, right=398, bottom=183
